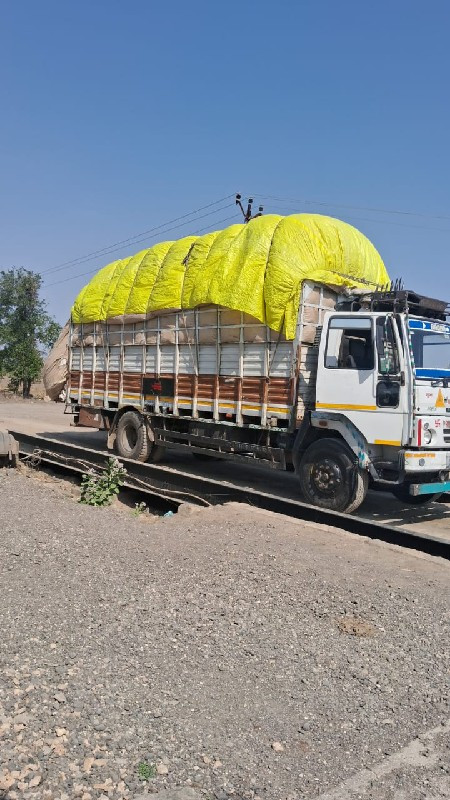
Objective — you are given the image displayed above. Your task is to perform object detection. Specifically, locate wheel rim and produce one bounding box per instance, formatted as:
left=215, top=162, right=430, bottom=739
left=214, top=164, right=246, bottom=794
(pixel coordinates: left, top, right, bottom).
left=309, top=458, right=343, bottom=496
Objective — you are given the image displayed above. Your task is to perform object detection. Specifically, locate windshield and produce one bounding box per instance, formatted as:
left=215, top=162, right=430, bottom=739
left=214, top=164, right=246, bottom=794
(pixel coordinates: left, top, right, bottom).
left=409, top=318, right=450, bottom=378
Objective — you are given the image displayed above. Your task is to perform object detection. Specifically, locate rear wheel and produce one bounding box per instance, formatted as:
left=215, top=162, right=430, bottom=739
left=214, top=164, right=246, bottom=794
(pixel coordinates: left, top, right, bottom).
left=297, top=438, right=369, bottom=514
left=392, top=484, right=440, bottom=505
left=115, top=411, right=164, bottom=463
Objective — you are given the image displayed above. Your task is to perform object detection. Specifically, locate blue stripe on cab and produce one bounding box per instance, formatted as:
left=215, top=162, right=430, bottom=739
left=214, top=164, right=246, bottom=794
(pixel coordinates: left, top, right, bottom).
left=415, top=368, right=450, bottom=379
left=409, top=319, right=450, bottom=334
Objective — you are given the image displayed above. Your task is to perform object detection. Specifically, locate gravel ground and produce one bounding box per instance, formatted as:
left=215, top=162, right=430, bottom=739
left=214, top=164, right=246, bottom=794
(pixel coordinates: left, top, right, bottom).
left=0, top=468, right=449, bottom=800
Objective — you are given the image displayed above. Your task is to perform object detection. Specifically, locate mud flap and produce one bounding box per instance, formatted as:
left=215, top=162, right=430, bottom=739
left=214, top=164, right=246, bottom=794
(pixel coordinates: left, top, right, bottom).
left=0, top=430, right=19, bottom=467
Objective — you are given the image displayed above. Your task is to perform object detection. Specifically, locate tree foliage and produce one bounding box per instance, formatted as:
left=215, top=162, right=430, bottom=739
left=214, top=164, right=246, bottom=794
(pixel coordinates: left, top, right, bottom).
left=0, top=269, right=61, bottom=397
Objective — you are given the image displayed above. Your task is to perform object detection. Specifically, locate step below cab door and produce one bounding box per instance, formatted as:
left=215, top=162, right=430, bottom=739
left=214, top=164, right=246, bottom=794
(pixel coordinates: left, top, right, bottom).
left=315, top=313, right=406, bottom=448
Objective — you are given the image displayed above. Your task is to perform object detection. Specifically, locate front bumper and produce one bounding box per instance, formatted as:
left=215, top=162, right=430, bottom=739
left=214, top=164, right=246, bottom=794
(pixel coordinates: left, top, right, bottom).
left=403, top=449, right=450, bottom=472
left=410, top=480, right=450, bottom=496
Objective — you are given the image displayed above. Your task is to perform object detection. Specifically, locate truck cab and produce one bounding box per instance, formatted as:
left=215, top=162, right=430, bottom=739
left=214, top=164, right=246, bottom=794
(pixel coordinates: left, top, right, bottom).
left=297, top=289, right=450, bottom=512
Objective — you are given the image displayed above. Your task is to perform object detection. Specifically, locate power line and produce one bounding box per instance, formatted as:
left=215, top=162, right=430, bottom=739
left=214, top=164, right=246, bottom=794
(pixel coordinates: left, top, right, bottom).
left=253, top=193, right=450, bottom=223
left=325, top=213, right=450, bottom=234
left=262, top=202, right=450, bottom=234
left=41, top=193, right=236, bottom=276
left=43, top=201, right=236, bottom=280
left=42, top=188, right=450, bottom=285
left=43, top=212, right=242, bottom=289
left=190, top=212, right=241, bottom=236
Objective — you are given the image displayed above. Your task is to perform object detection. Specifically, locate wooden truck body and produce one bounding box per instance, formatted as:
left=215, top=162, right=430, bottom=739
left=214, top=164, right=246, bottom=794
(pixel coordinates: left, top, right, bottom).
left=67, top=281, right=336, bottom=469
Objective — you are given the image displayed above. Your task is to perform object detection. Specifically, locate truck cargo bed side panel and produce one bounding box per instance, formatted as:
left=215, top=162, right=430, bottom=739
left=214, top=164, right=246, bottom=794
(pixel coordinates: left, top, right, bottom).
left=68, top=282, right=339, bottom=431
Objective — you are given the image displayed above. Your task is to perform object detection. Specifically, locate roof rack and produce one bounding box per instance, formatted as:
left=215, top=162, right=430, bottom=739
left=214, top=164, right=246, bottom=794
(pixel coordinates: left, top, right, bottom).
left=337, top=288, right=449, bottom=321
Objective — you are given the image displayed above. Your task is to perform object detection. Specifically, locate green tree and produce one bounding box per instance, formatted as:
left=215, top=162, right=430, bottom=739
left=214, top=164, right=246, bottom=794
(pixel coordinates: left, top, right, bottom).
left=0, top=269, right=61, bottom=397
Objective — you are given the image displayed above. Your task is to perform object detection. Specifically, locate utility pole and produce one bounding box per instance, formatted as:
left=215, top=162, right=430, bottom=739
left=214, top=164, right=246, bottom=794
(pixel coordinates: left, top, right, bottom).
left=235, top=194, right=264, bottom=223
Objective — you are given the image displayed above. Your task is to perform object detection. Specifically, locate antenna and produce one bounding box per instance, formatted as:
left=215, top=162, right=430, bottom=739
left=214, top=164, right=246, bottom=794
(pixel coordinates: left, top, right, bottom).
left=235, top=193, right=264, bottom=223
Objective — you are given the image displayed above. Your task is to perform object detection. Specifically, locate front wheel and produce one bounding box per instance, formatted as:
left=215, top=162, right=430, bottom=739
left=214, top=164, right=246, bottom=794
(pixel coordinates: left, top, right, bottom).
left=392, top=484, right=440, bottom=505
left=297, top=438, right=369, bottom=514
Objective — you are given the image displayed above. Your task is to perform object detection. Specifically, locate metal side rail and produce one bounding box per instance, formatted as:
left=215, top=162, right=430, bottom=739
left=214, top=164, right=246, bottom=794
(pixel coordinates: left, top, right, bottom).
left=11, top=431, right=450, bottom=560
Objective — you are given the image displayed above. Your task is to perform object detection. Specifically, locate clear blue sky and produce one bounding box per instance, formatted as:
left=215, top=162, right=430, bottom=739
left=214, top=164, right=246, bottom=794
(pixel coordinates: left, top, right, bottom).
left=1, top=0, right=449, bottom=324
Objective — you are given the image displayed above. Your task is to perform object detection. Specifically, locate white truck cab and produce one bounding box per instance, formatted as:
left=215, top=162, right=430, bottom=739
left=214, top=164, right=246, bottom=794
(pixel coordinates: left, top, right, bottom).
left=297, top=289, right=450, bottom=511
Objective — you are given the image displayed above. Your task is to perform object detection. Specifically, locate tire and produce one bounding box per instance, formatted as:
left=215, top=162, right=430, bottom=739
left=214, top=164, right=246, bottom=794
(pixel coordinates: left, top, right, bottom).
left=392, top=484, right=440, bottom=505
left=297, top=438, right=369, bottom=514
left=115, top=411, right=152, bottom=462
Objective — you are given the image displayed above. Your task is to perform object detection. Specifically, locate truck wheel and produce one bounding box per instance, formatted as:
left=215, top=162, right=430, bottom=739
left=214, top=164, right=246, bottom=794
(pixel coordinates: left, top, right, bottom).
left=392, top=485, right=440, bottom=505
left=297, top=439, right=369, bottom=514
left=115, top=411, right=152, bottom=462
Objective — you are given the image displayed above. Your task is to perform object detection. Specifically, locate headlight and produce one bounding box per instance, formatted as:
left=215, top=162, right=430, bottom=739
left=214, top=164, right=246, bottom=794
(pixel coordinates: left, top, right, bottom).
left=422, top=422, right=436, bottom=445
left=423, top=428, right=433, bottom=445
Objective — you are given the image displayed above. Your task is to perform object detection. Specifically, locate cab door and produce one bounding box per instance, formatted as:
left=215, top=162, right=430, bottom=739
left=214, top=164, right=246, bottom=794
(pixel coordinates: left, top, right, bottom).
left=315, top=313, right=405, bottom=447
left=374, top=314, right=409, bottom=446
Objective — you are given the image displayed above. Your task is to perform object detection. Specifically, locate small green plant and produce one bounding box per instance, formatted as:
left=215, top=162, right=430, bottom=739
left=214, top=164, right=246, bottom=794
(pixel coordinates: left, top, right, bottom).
left=80, top=457, right=127, bottom=507
left=133, top=501, right=147, bottom=517
left=138, top=761, right=156, bottom=781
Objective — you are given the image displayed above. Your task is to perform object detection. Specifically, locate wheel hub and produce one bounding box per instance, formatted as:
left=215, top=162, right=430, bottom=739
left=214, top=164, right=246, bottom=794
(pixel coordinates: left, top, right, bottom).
left=311, top=459, right=342, bottom=494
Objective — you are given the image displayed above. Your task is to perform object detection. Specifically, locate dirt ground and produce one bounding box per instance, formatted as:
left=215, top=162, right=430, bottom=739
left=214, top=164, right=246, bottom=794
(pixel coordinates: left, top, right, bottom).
left=1, top=398, right=450, bottom=543
left=0, top=466, right=448, bottom=800
left=0, top=379, right=47, bottom=401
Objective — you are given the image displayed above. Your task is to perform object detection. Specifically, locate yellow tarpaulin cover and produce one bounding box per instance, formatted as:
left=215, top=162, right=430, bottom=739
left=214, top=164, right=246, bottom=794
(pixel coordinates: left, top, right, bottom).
left=72, top=213, right=389, bottom=340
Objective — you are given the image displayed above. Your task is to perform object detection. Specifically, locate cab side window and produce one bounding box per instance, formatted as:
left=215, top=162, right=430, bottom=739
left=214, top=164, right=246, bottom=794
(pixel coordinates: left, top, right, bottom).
left=325, top=318, right=374, bottom=370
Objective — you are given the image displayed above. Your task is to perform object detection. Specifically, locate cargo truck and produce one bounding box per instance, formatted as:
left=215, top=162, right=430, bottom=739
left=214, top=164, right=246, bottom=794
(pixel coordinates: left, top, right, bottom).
left=46, top=213, right=450, bottom=513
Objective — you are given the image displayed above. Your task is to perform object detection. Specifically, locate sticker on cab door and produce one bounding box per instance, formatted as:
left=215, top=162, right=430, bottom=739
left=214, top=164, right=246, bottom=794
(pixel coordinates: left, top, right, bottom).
left=436, top=389, right=445, bottom=409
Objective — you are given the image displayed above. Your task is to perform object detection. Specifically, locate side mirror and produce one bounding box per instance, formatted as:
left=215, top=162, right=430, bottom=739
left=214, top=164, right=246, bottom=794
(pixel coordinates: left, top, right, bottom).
left=376, top=381, right=400, bottom=408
